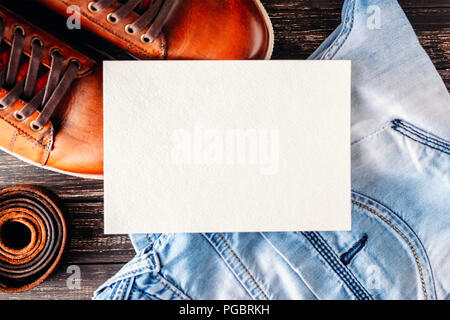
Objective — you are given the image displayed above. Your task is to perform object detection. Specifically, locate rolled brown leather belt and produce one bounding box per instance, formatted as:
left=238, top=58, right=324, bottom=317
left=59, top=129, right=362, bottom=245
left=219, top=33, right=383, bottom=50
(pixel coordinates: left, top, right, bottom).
left=0, top=185, right=67, bottom=293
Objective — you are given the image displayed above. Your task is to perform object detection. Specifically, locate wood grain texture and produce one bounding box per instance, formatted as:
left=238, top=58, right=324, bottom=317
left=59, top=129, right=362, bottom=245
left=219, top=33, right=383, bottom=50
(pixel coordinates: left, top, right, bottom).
left=0, top=0, right=448, bottom=300
left=3, top=264, right=124, bottom=300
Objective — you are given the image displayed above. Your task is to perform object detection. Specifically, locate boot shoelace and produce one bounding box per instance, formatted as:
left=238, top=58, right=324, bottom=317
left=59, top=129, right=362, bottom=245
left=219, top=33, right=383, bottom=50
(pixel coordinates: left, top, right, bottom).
left=0, top=18, right=80, bottom=132
left=88, top=0, right=178, bottom=44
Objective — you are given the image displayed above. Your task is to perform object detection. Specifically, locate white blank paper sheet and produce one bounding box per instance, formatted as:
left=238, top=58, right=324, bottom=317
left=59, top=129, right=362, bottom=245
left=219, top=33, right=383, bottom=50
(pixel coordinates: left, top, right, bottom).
left=103, top=60, right=351, bottom=234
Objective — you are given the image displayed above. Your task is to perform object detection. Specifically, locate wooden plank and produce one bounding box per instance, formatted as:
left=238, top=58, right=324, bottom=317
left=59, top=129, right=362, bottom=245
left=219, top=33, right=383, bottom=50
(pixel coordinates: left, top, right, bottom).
left=439, top=69, right=450, bottom=90
left=267, top=6, right=450, bottom=70
left=0, top=264, right=124, bottom=300
left=0, top=153, right=103, bottom=200
left=400, top=0, right=450, bottom=7
left=260, top=0, right=450, bottom=10
left=415, top=30, right=450, bottom=71
left=0, top=0, right=448, bottom=300
left=64, top=201, right=135, bottom=264
left=0, top=152, right=136, bottom=265
left=407, top=7, right=450, bottom=31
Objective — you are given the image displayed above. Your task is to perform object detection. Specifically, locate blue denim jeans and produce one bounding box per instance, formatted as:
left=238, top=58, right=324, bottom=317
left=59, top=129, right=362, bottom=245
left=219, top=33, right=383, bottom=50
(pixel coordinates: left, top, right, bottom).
left=94, top=0, right=449, bottom=300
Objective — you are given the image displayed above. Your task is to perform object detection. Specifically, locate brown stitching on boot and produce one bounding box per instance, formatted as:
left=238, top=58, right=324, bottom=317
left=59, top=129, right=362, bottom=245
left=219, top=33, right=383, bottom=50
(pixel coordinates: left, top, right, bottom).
left=160, top=32, right=167, bottom=59
left=216, top=233, right=269, bottom=299
left=352, top=200, right=428, bottom=300
left=58, top=0, right=166, bottom=59
left=40, top=125, right=54, bottom=165
left=0, top=115, right=46, bottom=149
left=9, top=131, right=18, bottom=151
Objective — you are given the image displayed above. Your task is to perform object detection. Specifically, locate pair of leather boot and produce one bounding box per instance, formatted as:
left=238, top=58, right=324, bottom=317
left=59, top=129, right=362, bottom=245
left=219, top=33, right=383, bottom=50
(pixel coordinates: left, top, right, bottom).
left=0, top=0, right=274, bottom=178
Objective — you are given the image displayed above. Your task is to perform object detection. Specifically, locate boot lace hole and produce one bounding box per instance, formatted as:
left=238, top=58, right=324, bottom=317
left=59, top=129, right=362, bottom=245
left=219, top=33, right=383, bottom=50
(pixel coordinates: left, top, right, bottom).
left=13, top=111, right=25, bottom=121
left=14, top=26, right=25, bottom=36
left=70, top=59, right=81, bottom=69
left=30, top=122, right=43, bottom=132
left=140, top=35, right=151, bottom=43
left=88, top=1, right=98, bottom=13
left=125, top=24, right=135, bottom=35
left=50, top=48, right=62, bottom=58
left=107, top=13, right=118, bottom=24
left=31, top=37, right=44, bottom=47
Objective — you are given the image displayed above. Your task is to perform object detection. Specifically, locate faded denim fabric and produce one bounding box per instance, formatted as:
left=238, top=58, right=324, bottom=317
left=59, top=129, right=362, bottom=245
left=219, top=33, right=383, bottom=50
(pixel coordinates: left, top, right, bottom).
left=94, top=0, right=449, bottom=300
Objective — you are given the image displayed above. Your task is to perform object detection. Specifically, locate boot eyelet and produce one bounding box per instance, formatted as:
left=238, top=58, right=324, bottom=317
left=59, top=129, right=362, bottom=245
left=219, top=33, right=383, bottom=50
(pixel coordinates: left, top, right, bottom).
left=31, top=37, right=44, bottom=47
left=30, top=121, right=43, bottom=132
left=140, top=34, right=152, bottom=44
left=125, top=24, right=135, bottom=35
left=88, top=2, right=98, bottom=13
left=14, top=26, right=26, bottom=36
left=50, top=48, right=62, bottom=58
left=13, top=111, right=26, bottom=121
left=107, top=13, right=118, bottom=24
left=0, top=104, right=6, bottom=110
left=69, top=58, right=81, bottom=69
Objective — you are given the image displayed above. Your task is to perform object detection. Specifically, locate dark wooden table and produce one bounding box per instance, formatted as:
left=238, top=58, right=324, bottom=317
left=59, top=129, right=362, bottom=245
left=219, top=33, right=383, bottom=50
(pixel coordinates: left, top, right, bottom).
left=0, top=0, right=449, bottom=300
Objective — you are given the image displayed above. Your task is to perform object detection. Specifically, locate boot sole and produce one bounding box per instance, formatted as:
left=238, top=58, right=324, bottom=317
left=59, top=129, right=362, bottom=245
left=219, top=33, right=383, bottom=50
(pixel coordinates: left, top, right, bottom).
left=0, top=145, right=104, bottom=180
left=254, top=0, right=275, bottom=60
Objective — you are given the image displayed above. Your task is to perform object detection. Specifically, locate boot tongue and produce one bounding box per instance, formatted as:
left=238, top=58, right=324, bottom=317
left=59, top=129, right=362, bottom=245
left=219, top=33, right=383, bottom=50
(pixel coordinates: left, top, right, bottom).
left=139, top=0, right=152, bottom=11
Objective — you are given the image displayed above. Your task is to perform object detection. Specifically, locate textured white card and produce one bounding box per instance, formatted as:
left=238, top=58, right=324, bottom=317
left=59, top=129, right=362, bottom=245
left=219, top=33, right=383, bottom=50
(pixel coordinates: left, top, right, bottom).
left=103, top=60, right=351, bottom=234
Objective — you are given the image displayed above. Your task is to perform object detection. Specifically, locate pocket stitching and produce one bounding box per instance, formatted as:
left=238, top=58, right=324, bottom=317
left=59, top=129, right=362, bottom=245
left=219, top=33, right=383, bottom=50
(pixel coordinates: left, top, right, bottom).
left=352, top=200, right=429, bottom=300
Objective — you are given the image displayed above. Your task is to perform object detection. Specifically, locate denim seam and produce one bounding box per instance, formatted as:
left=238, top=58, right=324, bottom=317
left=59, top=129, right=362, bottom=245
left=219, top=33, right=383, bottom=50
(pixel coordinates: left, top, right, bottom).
left=393, top=120, right=450, bottom=148
left=320, top=0, right=355, bottom=60
left=153, top=273, right=190, bottom=300
left=315, top=232, right=372, bottom=299
left=394, top=130, right=450, bottom=155
left=202, top=233, right=269, bottom=300
left=145, top=233, right=170, bottom=252
left=351, top=123, right=391, bottom=145
left=106, top=281, right=119, bottom=300
left=113, top=277, right=130, bottom=300
left=352, top=119, right=450, bottom=154
left=101, top=253, right=159, bottom=286
left=391, top=120, right=450, bottom=155
left=110, top=271, right=190, bottom=300
left=154, top=233, right=172, bottom=252
left=394, top=121, right=450, bottom=147
left=301, top=232, right=372, bottom=300
left=112, top=278, right=124, bottom=300
left=351, top=200, right=429, bottom=300
left=258, top=232, right=320, bottom=299
left=400, top=127, right=449, bottom=150
left=108, top=266, right=152, bottom=282
left=216, top=233, right=270, bottom=300
left=351, top=191, right=437, bottom=298
left=146, top=233, right=160, bottom=249
left=123, top=275, right=136, bottom=300
left=134, top=286, right=161, bottom=300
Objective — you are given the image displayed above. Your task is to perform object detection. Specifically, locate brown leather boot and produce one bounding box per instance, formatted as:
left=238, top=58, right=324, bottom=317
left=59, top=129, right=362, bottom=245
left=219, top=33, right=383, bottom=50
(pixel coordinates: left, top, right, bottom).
left=0, top=1, right=273, bottom=180
left=0, top=5, right=103, bottom=179
left=36, top=0, right=274, bottom=60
